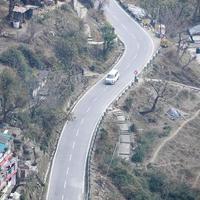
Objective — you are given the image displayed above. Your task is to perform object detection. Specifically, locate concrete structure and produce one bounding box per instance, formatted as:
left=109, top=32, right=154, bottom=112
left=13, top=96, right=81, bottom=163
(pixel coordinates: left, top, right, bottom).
left=118, top=143, right=130, bottom=156
left=117, top=115, right=125, bottom=122
left=120, top=135, right=130, bottom=143
left=119, top=123, right=129, bottom=132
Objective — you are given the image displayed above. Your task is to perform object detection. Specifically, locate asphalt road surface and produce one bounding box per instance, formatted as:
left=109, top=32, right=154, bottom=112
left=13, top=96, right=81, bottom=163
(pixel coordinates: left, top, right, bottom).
left=46, top=0, right=155, bottom=199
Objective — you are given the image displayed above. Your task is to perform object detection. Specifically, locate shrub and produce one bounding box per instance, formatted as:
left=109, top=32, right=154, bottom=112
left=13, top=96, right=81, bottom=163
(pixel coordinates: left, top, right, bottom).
left=130, top=123, right=137, bottom=132
left=60, top=4, right=71, bottom=11
left=132, top=145, right=145, bottom=162
left=132, top=131, right=157, bottom=163
left=0, top=48, right=27, bottom=68
left=162, top=125, right=172, bottom=137
left=148, top=172, right=165, bottom=193
left=0, top=48, right=31, bottom=80
left=18, top=46, right=45, bottom=69
left=123, top=97, right=133, bottom=112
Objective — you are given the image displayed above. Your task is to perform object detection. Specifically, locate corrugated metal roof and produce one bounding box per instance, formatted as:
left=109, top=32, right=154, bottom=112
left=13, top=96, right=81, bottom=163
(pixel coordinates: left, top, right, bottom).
left=13, top=5, right=39, bottom=13
left=13, top=6, right=28, bottom=13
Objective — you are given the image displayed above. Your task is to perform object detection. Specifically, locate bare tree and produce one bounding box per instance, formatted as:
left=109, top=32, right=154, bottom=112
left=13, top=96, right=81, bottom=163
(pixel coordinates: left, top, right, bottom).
left=140, top=81, right=167, bottom=115
left=8, top=0, right=15, bottom=20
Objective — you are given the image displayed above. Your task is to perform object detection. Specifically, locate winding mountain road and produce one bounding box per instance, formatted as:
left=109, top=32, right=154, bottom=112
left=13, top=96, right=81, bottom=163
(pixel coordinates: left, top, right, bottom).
left=46, top=0, right=155, bottom=199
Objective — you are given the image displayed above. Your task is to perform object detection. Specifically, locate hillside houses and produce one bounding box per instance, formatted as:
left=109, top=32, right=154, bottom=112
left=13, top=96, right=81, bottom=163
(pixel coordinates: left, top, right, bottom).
left=0, top=131, right=17, bottom=200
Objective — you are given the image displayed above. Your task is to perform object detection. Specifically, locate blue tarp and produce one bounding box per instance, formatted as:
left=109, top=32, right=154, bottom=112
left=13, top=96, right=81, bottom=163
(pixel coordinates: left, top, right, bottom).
left=0, top=143, right=7, bottom=153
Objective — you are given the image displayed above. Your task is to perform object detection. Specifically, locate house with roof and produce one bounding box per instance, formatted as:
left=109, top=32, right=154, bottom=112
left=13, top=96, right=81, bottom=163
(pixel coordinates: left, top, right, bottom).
left=12, top=5, right=39, bottom=28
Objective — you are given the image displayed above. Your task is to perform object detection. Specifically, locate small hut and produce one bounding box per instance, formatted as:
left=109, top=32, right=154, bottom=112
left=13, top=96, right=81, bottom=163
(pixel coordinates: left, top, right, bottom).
left=12, top=5, right=38, bottom=28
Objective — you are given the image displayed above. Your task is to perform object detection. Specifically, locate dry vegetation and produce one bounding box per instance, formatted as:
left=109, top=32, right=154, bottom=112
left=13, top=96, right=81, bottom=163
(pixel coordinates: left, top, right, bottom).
left=91, top=45, right=200, bottom=199
left=153, top=112, right=200, bottom=188
left=0, top=2, right=123, bottom=199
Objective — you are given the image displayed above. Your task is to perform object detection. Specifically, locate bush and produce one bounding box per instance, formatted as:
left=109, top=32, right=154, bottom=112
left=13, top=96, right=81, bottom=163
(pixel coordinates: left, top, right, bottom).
left=132, top=131, right=157, bottom=163
left=130, top=123, right=137, bottom=132
left=162, top=125, right=172, bottom=137
left=60, top=4, right=71, bottom=11
left=32, top=107, right=59, bottom=136
left=148, top=172, right=165, bottom=193
left=18, top=46, right=45, bottom=69
left=123, top=97, right=133, bottom=112
left=132, top=145, right=145, bottom=162
left=0, top=48, right=32, bottom=80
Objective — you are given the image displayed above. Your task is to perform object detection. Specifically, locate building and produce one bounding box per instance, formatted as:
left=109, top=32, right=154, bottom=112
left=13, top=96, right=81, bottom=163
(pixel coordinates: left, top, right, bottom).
left=0, top=131, right=17, bottom=200
left=12, top=5, right=39, bottom=28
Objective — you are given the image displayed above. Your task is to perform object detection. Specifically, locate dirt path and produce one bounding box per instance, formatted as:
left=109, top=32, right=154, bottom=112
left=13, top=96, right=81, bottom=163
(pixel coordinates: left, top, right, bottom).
left=148, top=109, right=200, bottom=164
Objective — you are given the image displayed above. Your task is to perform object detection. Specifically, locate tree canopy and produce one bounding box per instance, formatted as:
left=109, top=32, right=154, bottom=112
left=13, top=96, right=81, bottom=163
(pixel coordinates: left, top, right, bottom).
left=0, top=68, right=28, bottom=122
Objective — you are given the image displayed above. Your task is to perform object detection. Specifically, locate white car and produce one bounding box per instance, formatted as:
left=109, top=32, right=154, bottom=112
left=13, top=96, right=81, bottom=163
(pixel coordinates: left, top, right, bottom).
left=105, top=69, right=119, bottom=85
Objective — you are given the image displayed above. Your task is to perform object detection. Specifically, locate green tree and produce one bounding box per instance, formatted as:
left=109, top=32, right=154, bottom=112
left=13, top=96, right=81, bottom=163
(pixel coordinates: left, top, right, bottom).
left=0, top=48, right=31, bottom=80
left=0, top=69, right=28, bottom=122
left=55, top=34, right=87, bottom=70
left=101, top=23, right=117, bottom=56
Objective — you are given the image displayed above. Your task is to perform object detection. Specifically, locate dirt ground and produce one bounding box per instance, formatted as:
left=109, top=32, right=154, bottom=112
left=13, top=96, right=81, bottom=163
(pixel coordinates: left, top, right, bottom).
left=154, top=112, right=200, bottom=185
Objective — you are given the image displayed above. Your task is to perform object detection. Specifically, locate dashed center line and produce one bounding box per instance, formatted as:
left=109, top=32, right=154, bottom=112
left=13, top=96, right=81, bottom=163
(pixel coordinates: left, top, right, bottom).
left=66, top=168, right=69, bottom=176
left=69, top=154, right=72, bottom=161
left=62, top=195, right=64, bottom=200
left=72, top=142, right=76, bottom=149
left=76, top=129, right=79, bottom=137
left=64, top=180, right=67, bottom=189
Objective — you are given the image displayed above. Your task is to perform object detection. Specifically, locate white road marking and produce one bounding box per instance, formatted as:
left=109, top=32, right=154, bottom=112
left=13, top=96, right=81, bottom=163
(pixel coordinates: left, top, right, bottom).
left=86, top=107, right=91, bottom=113
left=66, top=168, right=69, bottom=176
left=80, top=118, right=85, bottom=125
left=76, top=129, right=79, bottom=137
left=69, top=154, right=72, bottom=161
left=62, top=195, right=64, bottom=200
left=72, top=142, right=76, bottom=149
left=64, top=180, right=67, bottom=189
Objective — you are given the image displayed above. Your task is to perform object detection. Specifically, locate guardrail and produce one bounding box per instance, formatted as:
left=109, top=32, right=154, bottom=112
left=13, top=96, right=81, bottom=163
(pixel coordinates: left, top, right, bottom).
left=84, top=1, right=161, bottom=199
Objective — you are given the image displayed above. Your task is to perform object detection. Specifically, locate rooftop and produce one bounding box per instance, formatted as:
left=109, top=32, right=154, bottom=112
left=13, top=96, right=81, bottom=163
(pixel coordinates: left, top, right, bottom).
left=13, top=5, right=39, bottom=13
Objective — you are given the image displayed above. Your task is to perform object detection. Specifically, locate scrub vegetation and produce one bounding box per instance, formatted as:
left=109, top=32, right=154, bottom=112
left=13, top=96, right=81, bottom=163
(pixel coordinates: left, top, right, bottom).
left=0, top=2, right=121, bottom=199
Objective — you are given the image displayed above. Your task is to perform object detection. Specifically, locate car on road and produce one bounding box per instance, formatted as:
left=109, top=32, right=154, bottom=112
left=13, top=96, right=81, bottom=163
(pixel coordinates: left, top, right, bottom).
left=105, top=69, right=119, bottom=85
